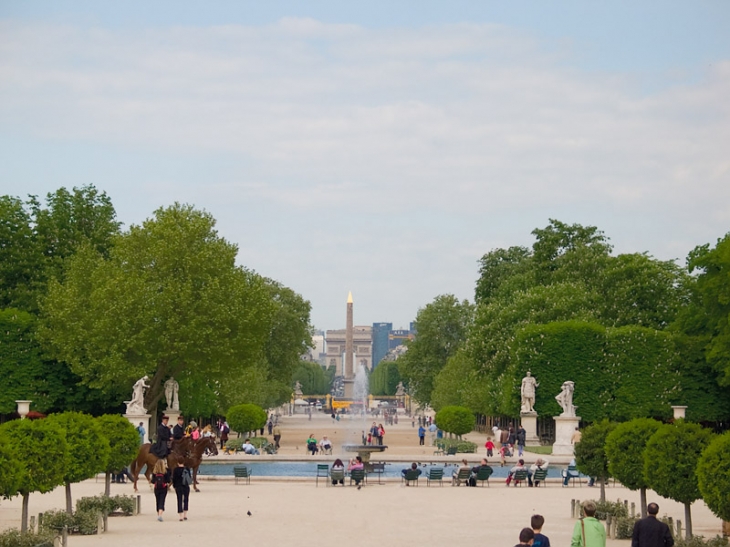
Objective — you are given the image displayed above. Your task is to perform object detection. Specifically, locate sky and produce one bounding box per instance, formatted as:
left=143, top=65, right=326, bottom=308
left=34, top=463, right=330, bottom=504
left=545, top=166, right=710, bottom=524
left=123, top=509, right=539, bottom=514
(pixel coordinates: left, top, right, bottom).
left=1, top=2, right=729, bottom=332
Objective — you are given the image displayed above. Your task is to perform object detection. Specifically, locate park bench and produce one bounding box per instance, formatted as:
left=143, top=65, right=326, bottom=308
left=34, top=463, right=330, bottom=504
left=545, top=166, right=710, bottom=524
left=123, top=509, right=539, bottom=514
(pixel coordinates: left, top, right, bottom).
left=402, top=469, right=421, bottom=486
left=234, top=466, right=251, bottom=485
left=426, top=468, right=444, bottom=487
left=452, top=468, right=471, bottom=486
left=315, top=464, right=329, bottom=487
left=532, top=468, right=548, bottom=487
left=475, top=466, right=493, bottom=487
left=512, top=469, right=528, bottom=487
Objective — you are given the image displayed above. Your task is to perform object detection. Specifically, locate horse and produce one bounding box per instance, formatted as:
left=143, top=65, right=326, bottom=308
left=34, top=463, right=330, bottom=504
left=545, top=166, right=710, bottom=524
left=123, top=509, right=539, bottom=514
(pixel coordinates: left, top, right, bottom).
left=130, top=436, right=217, bottom=492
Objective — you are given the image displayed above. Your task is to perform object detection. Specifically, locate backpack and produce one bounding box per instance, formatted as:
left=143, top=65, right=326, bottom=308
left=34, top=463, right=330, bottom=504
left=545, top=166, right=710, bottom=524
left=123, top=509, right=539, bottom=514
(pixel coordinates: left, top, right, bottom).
left=182, top=468, right=193, bottom=486
left=154, top=473, right=168, bottom=490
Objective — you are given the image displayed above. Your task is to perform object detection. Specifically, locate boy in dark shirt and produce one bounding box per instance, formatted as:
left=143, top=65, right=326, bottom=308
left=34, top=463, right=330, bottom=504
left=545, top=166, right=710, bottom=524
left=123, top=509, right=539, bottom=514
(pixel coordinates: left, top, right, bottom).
left=531, top=515, right=551, bottom=547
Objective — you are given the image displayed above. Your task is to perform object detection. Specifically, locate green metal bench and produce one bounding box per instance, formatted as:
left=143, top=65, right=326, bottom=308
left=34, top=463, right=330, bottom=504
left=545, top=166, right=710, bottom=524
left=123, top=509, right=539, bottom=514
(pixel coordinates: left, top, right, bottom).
left=234, top=466, right=251, bottom=485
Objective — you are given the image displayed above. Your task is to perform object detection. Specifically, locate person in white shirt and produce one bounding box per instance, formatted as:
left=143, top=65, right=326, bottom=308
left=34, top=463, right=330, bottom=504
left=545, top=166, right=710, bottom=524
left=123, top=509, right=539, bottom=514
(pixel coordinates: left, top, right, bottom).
left=319, top=435, right=333, bottom=453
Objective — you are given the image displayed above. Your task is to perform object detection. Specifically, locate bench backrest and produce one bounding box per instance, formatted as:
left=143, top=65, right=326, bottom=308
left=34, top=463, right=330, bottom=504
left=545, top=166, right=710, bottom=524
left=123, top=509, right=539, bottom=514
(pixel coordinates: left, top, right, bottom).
left=428, top=468, right=444, bottom=480
left=533, top=468, right=548, bottom=481
left=513, top=469, right=528, bottom=481
left=403, top=469, right=421, bottom=481
left=330, top=469, right=345, bottom=480
left=234, top=466, right=249, bottom=477
left=456, top=468, right=471, bottom=479
left=350, top=469, right=366, bottom=481
left=476, top=467, right=493, bottom=480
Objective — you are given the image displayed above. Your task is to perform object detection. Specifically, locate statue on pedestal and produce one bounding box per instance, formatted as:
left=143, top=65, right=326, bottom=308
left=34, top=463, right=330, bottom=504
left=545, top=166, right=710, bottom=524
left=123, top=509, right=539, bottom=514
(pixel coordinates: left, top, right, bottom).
left=126, top=375, right=149, bottom=414
left=520, top=371, right=539, bottom=413
left=294, top=381, right=303, bottom=398
left=395, top=382, right=406, bottom=397
left=164, top=377, right=180, bottom=411
left=555, top=381, right=576, bottom=417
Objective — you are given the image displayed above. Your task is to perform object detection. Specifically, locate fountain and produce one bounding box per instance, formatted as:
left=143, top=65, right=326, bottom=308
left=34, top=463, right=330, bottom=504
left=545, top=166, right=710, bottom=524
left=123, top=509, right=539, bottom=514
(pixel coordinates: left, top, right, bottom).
left=342, top=364, right=387, bottom=468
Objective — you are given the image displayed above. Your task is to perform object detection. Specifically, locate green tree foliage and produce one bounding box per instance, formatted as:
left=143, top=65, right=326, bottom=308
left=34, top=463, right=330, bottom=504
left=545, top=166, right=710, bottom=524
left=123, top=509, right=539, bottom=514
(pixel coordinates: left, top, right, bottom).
left=434, top=406, right=475, bottom=436
left=431, top=349, right=482, bottom=411
left=39, top=204, right=280, bottom=421
left=46, top=412, right=111, bottom=514
left=397, top=294, right=473, bottom=406
left=226, top=404, right=267, bottom=435
left=291, top=361, right=331, bottom=395
left=0, top=437, right=23, bottom=500
left=682, top=233, right=730, bottom=386
left=697, top=431, right=730, bottom=522
left=0, top=309, right=120, bottom=415
left=370, top=360, right=401, bottom=396
left=438, top=220, right=693, bottom=419
left=0, top=418, right=68, bottom=532
left=644, top=421, right=714, bottom=538
left=0, top=186, right=119, bottom=313
left=96, top=415, right=140, bottom=497
left=574, top=419, right=616, bottom=502
left=0, top=197, right=41, bottom=311
left=605, top=418, right=662, bottom=517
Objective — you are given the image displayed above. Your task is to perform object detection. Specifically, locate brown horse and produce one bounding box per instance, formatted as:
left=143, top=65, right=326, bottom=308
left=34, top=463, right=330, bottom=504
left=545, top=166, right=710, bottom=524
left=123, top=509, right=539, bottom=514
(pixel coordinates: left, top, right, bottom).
left=130, top=436, right=218, bottom=492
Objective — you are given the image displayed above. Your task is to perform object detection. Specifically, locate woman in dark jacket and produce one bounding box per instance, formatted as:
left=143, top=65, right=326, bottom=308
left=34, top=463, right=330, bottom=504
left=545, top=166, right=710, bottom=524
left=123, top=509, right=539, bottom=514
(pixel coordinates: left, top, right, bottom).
left=152, top=459, right=171, bottom=522
left=172, top=460, right=191, bottom=521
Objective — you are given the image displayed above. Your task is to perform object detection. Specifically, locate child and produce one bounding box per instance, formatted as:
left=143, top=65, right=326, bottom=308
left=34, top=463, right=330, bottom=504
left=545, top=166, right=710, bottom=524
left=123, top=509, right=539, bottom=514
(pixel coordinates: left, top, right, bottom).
left=499, top=444, right=508, bottom=467
left=514, top=528, right=535, bottom=547
left=485, top=437, right=495, bottom=457
left=531, top=514, right=550, bottom=547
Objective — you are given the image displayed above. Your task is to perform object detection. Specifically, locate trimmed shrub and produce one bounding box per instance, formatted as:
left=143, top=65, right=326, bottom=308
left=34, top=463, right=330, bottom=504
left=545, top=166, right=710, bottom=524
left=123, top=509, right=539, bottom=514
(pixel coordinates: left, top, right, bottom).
left=226, top=404, right=267, bottom=435
left=76, top=494, right=135, bottom=516
left=40, top=508, right=100, bottom=535
left=674, top=537, right=729, bottom=547
left=593, top=500, right=628, bottom=520
left=697, top=431, right=730, bottom=522
left=435, top=406, right=474, bottom=436
left=0, top=529, right=55, bottom=547
left=438, top=438, right=477, bottom=453
left=615, top=516, right=640, bottom=539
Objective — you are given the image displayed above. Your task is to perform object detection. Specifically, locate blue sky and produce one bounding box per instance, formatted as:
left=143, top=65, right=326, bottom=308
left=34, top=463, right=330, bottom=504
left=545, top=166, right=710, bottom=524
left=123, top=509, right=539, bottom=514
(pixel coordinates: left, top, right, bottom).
left=1, top=2, right=729, bottom=330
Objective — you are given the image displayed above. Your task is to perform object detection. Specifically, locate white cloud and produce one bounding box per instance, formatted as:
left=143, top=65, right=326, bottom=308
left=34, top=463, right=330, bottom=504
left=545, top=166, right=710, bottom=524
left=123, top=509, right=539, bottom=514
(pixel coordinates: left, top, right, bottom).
left=0, top=18, right=728, bottom=328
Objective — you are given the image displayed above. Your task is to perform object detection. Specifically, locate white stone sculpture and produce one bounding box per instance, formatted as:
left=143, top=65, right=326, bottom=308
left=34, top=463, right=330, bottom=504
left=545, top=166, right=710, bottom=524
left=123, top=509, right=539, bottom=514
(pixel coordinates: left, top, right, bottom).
left=294, top=381, right=303, bottom=398
left=555, top=381, right=576, bottom=417
left=520, top=371, right=539, bottom=413
left=164, top=377, right=180, bottom=411
left=395, top=381, right=406, bottom=397
left=126, top=375, right=149, bottom=414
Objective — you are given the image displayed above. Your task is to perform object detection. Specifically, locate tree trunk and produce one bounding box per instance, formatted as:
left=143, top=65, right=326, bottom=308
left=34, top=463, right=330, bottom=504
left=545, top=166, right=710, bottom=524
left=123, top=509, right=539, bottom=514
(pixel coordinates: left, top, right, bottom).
left=21, top=493, right=29, bottom=533
left=65, top=482, right=73, bottom=515
left=149, top=402, right=158, bottom=439
left=640, top=488, right=647, bottom=518
left=599, top=477, right=606, bottom=503
left=104, top=471, right=111, bottom=497
left=684, top=502, right=693, bottom=539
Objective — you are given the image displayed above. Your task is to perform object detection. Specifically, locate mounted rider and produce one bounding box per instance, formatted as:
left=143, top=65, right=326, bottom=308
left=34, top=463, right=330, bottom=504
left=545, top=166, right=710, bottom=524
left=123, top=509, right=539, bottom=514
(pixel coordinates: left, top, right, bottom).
left=151, top=415, right=172, bottom=458
left=172, top=416, right=186, bottom=440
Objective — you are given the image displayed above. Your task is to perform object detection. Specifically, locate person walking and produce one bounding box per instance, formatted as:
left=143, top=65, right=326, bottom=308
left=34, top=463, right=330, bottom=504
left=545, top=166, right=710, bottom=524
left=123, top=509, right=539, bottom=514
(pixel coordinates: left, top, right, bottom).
left=273, top=423, right=282, bottom=449
left=172, top=461, right=191, bottom=521
left=631, top=503, right=674, bottom=547
left=571, top=501, right=606, bottom=547
left=418, top=425, right=425, bottom=446
left=152, top=459, right=171, bottom=522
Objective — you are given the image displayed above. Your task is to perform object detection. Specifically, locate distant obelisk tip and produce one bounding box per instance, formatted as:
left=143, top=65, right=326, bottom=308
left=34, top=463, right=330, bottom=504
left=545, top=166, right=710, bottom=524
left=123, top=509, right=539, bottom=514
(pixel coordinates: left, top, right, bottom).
left=347, top=291, right=353, bottom=304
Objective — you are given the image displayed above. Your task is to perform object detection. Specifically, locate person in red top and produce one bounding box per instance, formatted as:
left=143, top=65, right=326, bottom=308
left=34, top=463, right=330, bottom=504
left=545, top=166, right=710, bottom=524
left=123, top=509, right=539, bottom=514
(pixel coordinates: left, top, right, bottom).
left=485, top=437, right=495, bottom=457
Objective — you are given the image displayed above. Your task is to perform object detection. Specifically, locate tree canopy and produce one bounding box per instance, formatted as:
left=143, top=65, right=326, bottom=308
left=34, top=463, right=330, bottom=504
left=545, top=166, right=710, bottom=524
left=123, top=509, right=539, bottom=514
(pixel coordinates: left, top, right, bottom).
left=226, top=404, right=267, bottom=435
left=39, top=203, right=309, bottom=419
left=644, top=421, right=713, bottom=538
left=397, top=294, right=473, bottom=406
left=696, top=431, right=730, bottom=523
left=574, top=419, right=616, bottom=502
left=96, top=415, right=140, bottom=496
left=435, top=406, right=474, bottom=436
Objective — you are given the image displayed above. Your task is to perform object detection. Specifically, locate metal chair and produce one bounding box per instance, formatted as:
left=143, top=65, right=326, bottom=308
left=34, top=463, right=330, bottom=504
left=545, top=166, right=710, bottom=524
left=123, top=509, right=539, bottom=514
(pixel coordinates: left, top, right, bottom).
left=402, top=469, right=421, bottom=486
left=512, top=469, right=528, bottom=487
left=532, top=468, right=548, bottom=487
left=349, top=469, right=366, bottom=487
left=475, top=466, right=493, bottom=487
left=427, top=468, right=444, bottom=486
left=234, top=466, right=251, bottom=485
left=316, top=464, right=330, bottom=486
left=452, top=468, right=471, bottom=486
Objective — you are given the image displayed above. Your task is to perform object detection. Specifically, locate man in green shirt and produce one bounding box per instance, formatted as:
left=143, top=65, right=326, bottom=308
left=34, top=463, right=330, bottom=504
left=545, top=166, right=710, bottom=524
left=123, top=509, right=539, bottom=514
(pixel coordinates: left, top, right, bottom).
left=571, top=501, right=606, bottom=547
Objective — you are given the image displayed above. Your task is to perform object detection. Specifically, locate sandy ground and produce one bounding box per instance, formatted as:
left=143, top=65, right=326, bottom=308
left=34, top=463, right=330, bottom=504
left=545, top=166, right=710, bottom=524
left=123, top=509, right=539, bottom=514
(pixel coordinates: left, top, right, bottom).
left=1, top=412, right=724, bottom=546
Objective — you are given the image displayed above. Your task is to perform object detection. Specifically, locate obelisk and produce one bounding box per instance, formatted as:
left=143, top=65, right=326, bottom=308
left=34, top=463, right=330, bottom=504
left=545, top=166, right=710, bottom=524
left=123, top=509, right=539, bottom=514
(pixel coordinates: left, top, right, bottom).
left=344, top=291, right=354, bottom=398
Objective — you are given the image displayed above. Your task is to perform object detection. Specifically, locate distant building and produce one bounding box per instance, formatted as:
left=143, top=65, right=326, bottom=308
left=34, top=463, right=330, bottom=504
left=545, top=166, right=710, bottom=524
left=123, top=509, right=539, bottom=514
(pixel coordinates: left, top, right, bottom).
left=325, top=326, right=373, bottom=375
left=371, top=322, right=392, bottom=369
left=302, top=331, right=326, bottom=365
left=389, top=328, right=414, bottom=350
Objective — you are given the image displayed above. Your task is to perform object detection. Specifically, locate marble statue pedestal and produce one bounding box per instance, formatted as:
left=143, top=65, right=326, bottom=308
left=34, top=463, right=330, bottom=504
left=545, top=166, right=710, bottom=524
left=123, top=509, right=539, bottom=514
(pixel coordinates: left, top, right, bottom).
left=124, top=413, right=151, bottom=444
left=552, top=415, right=581, bottom=456
left=165, top=410, right=181, bottom=426
left=520, top=411, right=541, bottom=446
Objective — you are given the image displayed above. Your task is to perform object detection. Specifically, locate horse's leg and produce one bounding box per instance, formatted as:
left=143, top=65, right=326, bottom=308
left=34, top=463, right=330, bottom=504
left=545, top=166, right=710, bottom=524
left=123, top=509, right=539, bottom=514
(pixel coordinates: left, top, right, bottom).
left=193, top=465, right=200, bottom=492
left=131, top=457, right=141, bottom=493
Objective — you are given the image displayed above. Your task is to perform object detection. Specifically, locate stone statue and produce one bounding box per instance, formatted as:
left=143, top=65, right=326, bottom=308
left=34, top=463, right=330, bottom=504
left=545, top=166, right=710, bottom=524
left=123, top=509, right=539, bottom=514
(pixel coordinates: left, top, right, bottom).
left=164, top=377, right=180, bottom=411
left=520, top=371, right=539, bottom=413
left=126, top=375, right=149, bottom=414
left=555, top=381, right=576, bottom=417
left=395, top=381, right=406, bottom=397
left=294, top=381, right=303, bottom=398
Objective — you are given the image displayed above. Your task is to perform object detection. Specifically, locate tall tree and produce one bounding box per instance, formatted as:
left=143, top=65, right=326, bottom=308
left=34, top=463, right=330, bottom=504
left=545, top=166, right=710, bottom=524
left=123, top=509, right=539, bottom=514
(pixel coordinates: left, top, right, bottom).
left=0, top=196, right=41, bottom=311
left=0, top=418, right=67, bottom=532
left=605, top=418, right=662, bottom=517
left=644, top=421, right=713, bottom=538
left=683, top=233, right=730, bottom=386
left=397, top=294, right=473, bottom=406
left=574, top=419, right=616, bottom=502
left=39, top=204, right=277, bottom=426
left=96, top=415, right=140, bottom=496
left=46, top=412, right=110, bottom=514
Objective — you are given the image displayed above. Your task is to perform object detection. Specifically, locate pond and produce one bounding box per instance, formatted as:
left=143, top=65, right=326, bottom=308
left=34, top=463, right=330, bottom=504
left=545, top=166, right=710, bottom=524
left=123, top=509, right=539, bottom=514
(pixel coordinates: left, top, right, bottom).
left=198, top=461, right=566, bottom=479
